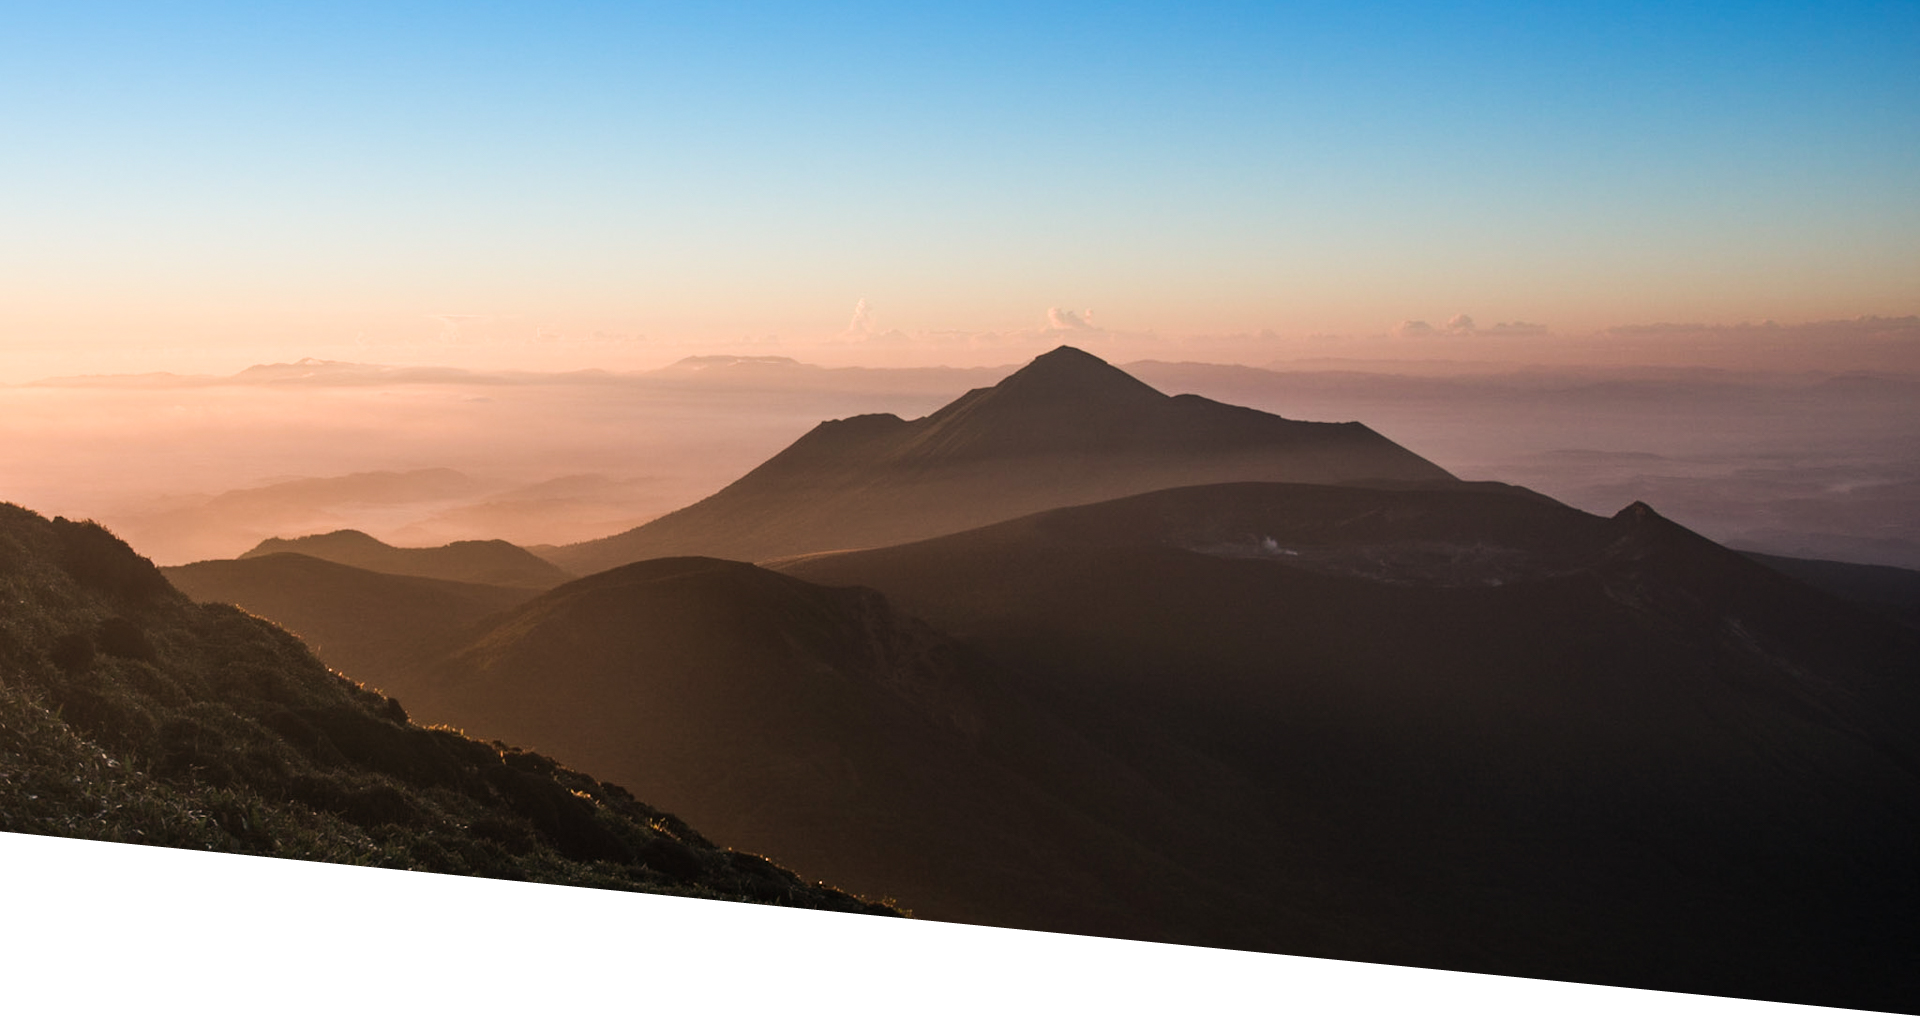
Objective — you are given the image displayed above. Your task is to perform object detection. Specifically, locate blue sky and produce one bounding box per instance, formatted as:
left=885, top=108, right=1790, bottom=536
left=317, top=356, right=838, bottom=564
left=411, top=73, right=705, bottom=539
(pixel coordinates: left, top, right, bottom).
left=2, top=1, right=1916, bottom=370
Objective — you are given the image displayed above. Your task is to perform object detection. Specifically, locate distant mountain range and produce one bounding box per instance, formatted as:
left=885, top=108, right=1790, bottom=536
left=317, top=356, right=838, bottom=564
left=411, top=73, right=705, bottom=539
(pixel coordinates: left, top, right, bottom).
left=541, top=346, right=1453, bottom=573
left=242, top=529, right=573, bottom=589
left=77, top=346, right=1920, bottom=1011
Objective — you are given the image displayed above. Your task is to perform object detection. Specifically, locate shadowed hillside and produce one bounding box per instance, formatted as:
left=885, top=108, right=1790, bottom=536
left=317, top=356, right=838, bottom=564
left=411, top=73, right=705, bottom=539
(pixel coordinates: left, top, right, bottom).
left=1743, top=550, right=1920, bottom=630
left=776, top=482, right=1920, bottom=1012
left=0, top=503, right=891, bottom=916
left=199, top=472, right=1920, bottom=1008
left=243, top=529, right=572, bottom=589
left=543, top=347, right=1451, bottom=573
left=162, top=553, right=538, bottom=687
left=352, top=556, right=1301, bottom=946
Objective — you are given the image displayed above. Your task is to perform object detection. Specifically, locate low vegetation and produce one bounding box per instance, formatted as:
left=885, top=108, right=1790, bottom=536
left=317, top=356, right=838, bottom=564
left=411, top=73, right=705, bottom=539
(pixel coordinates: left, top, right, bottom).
left=0, top=502, right=893, bottom=915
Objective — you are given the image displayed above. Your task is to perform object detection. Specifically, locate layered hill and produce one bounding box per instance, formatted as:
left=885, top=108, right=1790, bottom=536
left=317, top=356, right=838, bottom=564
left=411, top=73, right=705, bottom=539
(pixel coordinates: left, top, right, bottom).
left=0, top=503, right=889, bottom=915
left=186, top=470, right=1920, bottom=1007
left=542, top=346, right=1451, bottom=573
left=243, top=529, right=572, bottom=589
left=162, top=553, right=538, bottom=687
left=351, top=556, right=1287, bottom=945
left=776, top=482, right=1920, bottom=1012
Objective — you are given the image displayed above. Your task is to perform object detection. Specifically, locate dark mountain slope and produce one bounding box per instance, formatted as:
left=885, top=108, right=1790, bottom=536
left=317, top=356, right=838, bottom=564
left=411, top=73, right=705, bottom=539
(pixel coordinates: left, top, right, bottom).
left=544, top=347, right=1451, bottom=573
left=362, top=556, right=1305, bottom=947
left=1744, top=549, right=1920, bottom=630
left=162, top=553, right=537, bottom=687
left=243, top=529, right=572, bottom=589
left=0, top=503, right=888, bottom=915
left=778, top=482, right=1920, bottom=1012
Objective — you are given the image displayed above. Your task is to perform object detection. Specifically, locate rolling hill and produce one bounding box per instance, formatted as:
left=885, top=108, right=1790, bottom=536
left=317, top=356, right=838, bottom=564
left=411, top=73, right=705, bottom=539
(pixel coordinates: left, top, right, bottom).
left=0, top=503, right=889, bottom=916
left=344, top=556, right=1297, bottom=946
left=243, top=529, right=572, bottom=589
left=542, top=346, right=1452, bottom=573
left=162, top=552, right=538, bottom=687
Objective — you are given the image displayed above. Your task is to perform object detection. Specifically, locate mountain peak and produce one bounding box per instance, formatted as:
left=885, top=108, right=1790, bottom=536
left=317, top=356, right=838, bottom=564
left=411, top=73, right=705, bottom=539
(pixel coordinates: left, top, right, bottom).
left=1613, top=501, right=1663, bottom=523
left=985, top=346, right=1166, bottom=407
left=547, top=346, right=1455, bottom=570
left=245, top=529, right=385, bottom=557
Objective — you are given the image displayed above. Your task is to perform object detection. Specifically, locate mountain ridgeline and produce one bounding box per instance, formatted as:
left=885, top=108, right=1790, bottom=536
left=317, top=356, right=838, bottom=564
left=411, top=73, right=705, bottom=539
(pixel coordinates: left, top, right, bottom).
left=48, top=345, right=1920, bottom=1012
left=0, top=503, right=892, bottom=916
left=245, top=529, right=573, bottom=589
left=268, top=481, right=1920, bottom=1008
left=161, top=553, right=542, bottom=688
left=541, top=346, right=1452, bottom=573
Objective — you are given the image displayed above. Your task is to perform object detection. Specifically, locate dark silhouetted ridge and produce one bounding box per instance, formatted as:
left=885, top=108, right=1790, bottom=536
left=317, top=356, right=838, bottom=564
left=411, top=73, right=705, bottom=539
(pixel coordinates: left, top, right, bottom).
left=365, top=553, right=1252, bottom=941
left=774, top=481, right=1920, bottom=1011
left=244, top=529, right=572, bottom=589
left=181, top=469, right=1920, bottom=1009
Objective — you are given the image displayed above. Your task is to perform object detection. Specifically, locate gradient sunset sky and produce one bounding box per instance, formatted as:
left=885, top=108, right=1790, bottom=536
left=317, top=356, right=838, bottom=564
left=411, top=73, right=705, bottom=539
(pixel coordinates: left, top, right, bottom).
left=3, top=2, right=1916, bottom=377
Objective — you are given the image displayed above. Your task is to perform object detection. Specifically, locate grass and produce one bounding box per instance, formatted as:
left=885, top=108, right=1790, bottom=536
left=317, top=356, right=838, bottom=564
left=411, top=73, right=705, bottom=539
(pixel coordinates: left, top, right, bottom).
left=0, top=502, right=895, bottom=915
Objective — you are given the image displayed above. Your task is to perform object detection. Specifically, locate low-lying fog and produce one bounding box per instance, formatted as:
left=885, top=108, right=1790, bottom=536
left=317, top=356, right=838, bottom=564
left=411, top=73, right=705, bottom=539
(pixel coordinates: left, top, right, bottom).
left=4, top=352, right=1915, bottom=569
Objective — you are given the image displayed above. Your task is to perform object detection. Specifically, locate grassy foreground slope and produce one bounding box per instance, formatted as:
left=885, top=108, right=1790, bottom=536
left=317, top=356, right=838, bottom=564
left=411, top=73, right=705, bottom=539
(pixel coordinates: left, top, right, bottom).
left=0, top=502, right=891, bottom=915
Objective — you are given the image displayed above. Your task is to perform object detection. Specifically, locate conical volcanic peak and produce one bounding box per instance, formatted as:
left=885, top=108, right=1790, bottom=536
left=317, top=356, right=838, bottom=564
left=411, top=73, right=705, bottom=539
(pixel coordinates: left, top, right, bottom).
left=1613, top=500, right=1662, bottom=523
left=545, top=349, right=1455, bottom=571
left=738, top=347, right=1190, bottom=475
left=900, top=347, right=1211, bottom=462
left=982, top=346, right=1166, bottom=407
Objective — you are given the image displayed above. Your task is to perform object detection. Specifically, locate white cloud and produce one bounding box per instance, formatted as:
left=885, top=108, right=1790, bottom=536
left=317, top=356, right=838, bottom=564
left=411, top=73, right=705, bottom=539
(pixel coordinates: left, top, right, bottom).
left=1046, top=307, right=1097, bottom=331
left=844, top=298, right=875, bottom=337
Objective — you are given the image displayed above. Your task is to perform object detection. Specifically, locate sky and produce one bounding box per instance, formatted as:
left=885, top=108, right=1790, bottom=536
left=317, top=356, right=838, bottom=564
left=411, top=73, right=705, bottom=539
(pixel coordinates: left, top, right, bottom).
left=2, top=1, right=1917, bottom=379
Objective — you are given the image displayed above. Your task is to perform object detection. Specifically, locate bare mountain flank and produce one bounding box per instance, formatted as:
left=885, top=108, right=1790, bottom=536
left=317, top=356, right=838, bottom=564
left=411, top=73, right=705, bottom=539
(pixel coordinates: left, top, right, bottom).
left=542, top=346, right=1451, bottom=573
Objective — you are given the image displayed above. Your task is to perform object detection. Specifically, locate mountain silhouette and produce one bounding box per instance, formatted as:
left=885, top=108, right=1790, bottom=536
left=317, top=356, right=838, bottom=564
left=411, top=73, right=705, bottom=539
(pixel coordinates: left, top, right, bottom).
left=0, top=503, right=891, bottom=914
left=243, top=529, right=572, bottom=589
left=774, top=481, right=1920, bottom=1011
left=543, top=346, right=1451, bottom=573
